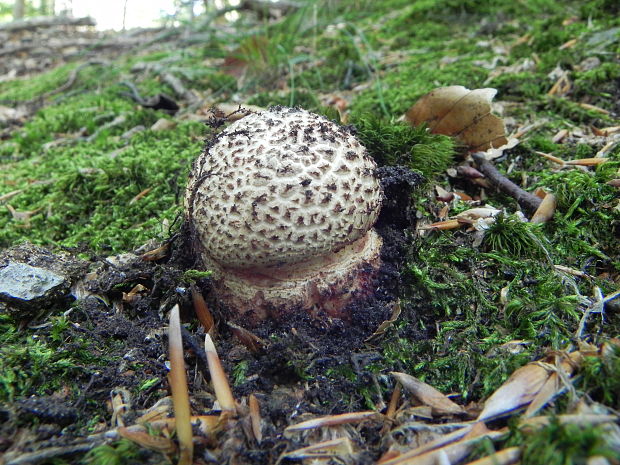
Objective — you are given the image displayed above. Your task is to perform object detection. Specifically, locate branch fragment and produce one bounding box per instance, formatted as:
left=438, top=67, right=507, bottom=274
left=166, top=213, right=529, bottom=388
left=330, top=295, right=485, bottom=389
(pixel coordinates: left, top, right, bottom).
left=471, top=152, right=541, bottom=214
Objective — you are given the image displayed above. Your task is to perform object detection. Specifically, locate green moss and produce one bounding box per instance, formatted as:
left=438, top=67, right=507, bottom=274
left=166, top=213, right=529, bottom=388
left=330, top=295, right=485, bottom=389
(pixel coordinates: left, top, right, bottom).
left=1, top=121, right=205, bottom=252
left=83, top=439, right=142, bottom=465
left=232, top=360, right=250, bottom=386
left=483, top=214, right=550, bottom=259
left=536, top=168, right=620, bottom=265
left=352, top=115, right=455, bottom=177
left=507, top=418, right=619, bottom=465
left=0, top=314, right=92, bottom=402
left=578, top=347, right=620, bottom=409
left=247, top=89, right=321, bottom=110
left=182, top=269, right=214, bottom=283
left=0, top=64, right=75, bottom=101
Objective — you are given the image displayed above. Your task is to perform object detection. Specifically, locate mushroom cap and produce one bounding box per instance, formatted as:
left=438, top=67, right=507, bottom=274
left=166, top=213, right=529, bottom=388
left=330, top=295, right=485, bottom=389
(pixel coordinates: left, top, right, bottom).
left=186, top=107, right=382, bottom=269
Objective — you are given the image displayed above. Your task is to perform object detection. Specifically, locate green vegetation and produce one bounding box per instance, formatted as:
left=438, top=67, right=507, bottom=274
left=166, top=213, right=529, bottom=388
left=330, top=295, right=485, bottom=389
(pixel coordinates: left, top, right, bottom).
left=507, top=419, right=619, bottom=465
left=353, top=115, right=455, bottom=177
left=84, top=439, right=143, bottom=465
left=0, top=314, right=87, bottom=402
left=1, top=0, right=619, bottom=462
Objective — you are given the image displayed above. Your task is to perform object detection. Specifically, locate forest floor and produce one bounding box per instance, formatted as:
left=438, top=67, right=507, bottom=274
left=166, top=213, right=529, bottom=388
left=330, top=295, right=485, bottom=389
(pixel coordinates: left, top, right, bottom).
left=0, top=1, right=619, bottom=464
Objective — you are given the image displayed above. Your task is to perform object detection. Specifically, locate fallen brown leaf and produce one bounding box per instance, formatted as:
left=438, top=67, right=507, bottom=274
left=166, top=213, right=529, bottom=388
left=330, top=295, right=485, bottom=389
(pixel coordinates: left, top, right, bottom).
left=405, top=86, right=508, bottom=152
left=284, top=411, right=381, bottom=434
left=204, top=334, right=236, bottom=412
left=391, top=372, right=465, bottom=416
left=118, top=426, right=177, bottom=455
left=228, top=322, right=265, bottom=353
left=249, top=394, right=262, bottom=443
left=281, top=437, right=354, bottom=461
left=530, top=192, right=556, bottom=224
left=565, top=157, right=609, bottom=166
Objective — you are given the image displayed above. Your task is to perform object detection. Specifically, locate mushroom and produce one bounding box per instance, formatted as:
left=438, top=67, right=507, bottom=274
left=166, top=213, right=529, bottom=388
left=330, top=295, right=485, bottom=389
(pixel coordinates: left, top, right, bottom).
left=185, top=107, right=383, bottom=321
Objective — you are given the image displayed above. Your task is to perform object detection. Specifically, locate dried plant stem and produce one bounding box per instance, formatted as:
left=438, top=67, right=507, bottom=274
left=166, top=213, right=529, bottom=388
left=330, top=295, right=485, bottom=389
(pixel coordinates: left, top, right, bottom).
left=204, top=334, right=236, bottom=411
left=249, top=394, right=263, bottom=443
left=471, top=152, right=542, bottom=214
left=168, top=305, right=194, bottom=465
left=191, top=285, right=214, bottom=333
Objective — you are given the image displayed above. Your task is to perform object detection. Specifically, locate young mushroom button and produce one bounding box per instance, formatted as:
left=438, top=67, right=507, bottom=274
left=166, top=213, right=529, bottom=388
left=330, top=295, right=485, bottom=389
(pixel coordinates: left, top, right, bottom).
left=185, top=107, right=383, bottom=322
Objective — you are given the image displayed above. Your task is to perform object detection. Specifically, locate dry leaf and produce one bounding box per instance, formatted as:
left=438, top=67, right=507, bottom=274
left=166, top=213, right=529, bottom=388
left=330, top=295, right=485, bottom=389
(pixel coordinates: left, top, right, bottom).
left=140, top=415, right=222, bottom=435
left=191, top=285, right=214, bottom=333
left=535, top=150, right=566, bottom=165
left=222, top=35, right=270, bottom=86
left=249, top=394, right=262, bottom=443
left=548, top=70, right=571, bottom=96
left=118, top=426, right=177, bottom=455
left=579, top=103, right=610, bottom=114
left=552, top=129, right=569, bottom=143
left=203, top=102, right=264, bottom=121
left=282, top=437, right=355, bottom=461
left=405, top=86, right=508, bottom=152
left=129, top=187, right=152, bottom=205
left=0, top=189, right=23, bottom=203
left=141, top=242, right=170, bottom=261
left=530, top=192, right=556, bottom=224
left=456, top=207, right=501, bottom=221
left=204, top=334, right=236, bottom=412
left=150, top=118, right=177, bottom=131
left=168, top=305, right=194, bottom=465
left=366, top=301, right=402, bottom=342
left=565, top=157, right=609, bottom=166
left=596, top=139, right=620, bottom=157
left=284, top=411, right=381, bottom=434
left=520, top=414, right=618, bottom=431
left=6, top=204, right=42, bottom=223
left=391, top=372, right=465, bottom=416
left=479, top=351, right=583, bottom=421
left=419, top=219, right=461, bottom=230
left=559, top=38, right=578, bottom=50
left=380, top=423, right=503, bottom=465
left=435, top=185, right=454, bottom=202
left=122, top=284, right=148, bottom=303
left=477, top=363, right=549, bottom=421
left=228, top=322, right=265, bottom=353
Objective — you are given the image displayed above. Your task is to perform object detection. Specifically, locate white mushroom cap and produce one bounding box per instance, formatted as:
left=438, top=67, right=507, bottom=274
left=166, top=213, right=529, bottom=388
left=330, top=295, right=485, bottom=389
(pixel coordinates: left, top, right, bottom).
left=185, top=106, right=383, bottom=320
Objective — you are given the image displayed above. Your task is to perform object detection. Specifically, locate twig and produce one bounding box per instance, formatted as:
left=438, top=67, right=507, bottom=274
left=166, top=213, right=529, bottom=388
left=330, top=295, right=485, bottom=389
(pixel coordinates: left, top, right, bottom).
left=4, top=441, right=103, bottom=465
left=0, top=15, right=95, bottom=32
left=131, top=62, right=199, bottom=105
left=41, top=60, right=109, bottom=99
left=73, top=372, right=99, bottom=408
left=471, top=152, right=542, bottom=214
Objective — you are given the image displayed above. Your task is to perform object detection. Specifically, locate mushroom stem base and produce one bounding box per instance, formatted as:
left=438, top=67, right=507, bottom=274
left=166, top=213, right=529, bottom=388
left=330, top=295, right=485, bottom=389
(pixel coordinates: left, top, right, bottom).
left=210, top=229, right=383, bottom=322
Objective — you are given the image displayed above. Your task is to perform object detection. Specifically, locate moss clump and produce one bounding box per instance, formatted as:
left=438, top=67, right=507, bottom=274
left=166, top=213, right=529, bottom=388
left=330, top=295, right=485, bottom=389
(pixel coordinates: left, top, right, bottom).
left=578, top=346, right=620, bottom=409
left=507, top=419, right=619, bottom=465
left=352, top=115, right=455, bottom=178
left=536, top=168, right=620, bottom=267
left=0, top=121, right=205, bottom=252
left=182, top=269, right=213, bottom=283
left=84, top=439, right=143, bottom=465
left=0, top=314, right=91, bottom=402
left=246, top=89, right=321, bottom=110
left=483, top=214, right=550, bottom=259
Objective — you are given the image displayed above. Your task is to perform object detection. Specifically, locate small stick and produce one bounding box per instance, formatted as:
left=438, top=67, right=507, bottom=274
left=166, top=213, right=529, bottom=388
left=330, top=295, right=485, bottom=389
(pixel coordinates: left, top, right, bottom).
left=471, top=152, right=541, bottom=214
